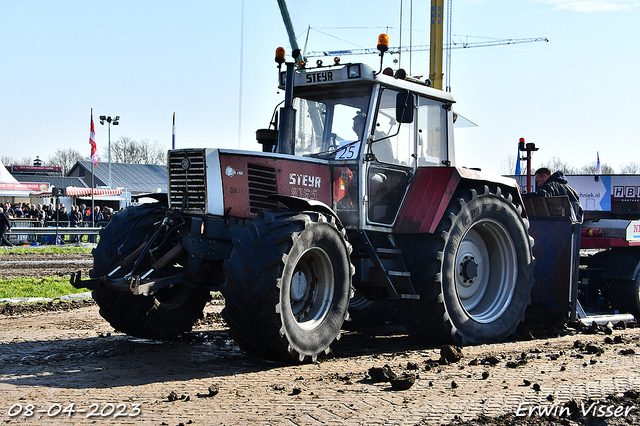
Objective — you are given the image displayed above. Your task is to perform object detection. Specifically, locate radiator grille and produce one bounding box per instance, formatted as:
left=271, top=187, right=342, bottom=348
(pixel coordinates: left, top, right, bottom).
left=168, top=149, right=206, bottom=212
left=248, top=163, right=278, bottom=213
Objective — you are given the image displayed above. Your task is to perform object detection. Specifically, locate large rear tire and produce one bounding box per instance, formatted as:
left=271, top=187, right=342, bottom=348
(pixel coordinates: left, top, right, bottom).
left=91, top=204, right=211, bottom=340
left=609, top=277, right=640, bottom=319
left=399, top=185, right=534, bottom=344
left=221, top=210, right=353, bottom=363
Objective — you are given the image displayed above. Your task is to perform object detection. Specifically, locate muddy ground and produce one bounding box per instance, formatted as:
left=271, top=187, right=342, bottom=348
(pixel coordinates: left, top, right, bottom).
left=1, top=250, right=640, bottom=425
left=0, top=249, right=92, bottom=280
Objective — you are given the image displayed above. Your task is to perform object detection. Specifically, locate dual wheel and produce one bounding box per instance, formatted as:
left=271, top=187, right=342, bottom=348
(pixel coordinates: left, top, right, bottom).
left=221, top=210, right=353, bottom=363
left=91, top=204, right=210, bottom=340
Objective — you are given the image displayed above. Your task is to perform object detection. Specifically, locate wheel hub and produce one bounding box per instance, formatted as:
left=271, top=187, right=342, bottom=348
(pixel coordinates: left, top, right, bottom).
left=460, top=256, right=478, bottom=282
left=291, top=271, right=309, bottom=302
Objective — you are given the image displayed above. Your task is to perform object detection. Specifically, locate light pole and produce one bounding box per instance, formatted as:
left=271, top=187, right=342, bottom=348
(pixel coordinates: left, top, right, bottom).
left=99, top=115, right=120, bottom=188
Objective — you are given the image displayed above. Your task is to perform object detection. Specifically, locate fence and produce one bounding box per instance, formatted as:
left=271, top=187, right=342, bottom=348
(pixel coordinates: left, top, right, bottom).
left=6, top=218, right=108, bottom=245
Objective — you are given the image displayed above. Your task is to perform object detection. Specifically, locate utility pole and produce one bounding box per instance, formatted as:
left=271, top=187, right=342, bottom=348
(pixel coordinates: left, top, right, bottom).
left=99, top=115, right=120, bottom=188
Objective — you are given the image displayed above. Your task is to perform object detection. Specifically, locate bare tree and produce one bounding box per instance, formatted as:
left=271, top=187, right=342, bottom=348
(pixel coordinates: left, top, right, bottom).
left=140, top=139, right=166, bottom=165
left=0, top=156, right=14, bottom=167
left=111, top=136, right=167, bottom=165
left=111, top=136, right=136, bottom=163
left=578, top=161, right=615, bottom=175
left=47, top=149, right=87, bottom=174
left=538, top=157, right=579, bottom=175
left=2, top=156, right=35, bottom=167
left=620, top=162, right=640, bottom=174
left=501, top=154, right=517, bottom=175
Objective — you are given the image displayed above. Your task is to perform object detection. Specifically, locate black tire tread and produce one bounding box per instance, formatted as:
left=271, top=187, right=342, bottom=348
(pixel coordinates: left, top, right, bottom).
left=91, top=204, right=210, bottom=340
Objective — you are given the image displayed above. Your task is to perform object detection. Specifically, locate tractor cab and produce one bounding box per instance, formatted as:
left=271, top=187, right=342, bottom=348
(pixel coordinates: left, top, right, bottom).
left=274, top=58, right=455, bottom=230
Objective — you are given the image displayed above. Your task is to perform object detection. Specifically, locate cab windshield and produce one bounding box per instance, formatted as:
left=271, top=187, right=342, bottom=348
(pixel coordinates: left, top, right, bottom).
left=292, top=83, right=373, bottom=157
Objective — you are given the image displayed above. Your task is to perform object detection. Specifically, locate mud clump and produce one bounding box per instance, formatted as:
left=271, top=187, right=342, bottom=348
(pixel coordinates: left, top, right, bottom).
left=390, top=374, right=416, bottom=390
left=368, top=364, right=397, bottom=382
left=441, top=345, right=464, bottom=363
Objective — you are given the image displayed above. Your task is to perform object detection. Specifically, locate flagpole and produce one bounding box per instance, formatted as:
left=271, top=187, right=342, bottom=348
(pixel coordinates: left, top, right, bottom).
left=91, top=162, right=95, bottom=228
left=90, top=108, right=95, bottom=229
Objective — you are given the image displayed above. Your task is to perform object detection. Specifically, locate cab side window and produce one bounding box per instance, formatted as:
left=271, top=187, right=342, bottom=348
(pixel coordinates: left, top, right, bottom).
left=417, top=96, right=447, bottom=166
left=372, top=89, right=415, bottom=167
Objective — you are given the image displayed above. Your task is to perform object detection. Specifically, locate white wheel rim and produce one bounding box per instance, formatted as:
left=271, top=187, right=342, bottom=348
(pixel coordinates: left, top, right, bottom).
left=289, top=247, right=335, bottom=330
left=455, top=219, right=518, bottom=323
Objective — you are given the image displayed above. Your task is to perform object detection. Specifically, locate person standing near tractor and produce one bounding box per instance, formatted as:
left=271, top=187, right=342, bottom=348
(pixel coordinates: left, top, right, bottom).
left=0, top=207, right=12, bottom=247
left=530, top=167, right=583, bottom=223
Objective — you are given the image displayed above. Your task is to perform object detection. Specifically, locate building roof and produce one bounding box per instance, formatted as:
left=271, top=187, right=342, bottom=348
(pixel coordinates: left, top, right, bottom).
left=13, top=175, right=88, bottom=189
left=70, top=161, right=168, bottom=193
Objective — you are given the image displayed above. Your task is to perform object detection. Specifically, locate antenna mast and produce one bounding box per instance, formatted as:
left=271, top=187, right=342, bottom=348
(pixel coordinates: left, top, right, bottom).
left=445, top=0, right=452, bottom=92
left=399, top=0, right=403, bottom=69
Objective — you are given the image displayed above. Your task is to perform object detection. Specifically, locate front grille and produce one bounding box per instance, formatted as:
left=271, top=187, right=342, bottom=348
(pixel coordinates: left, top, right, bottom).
left=168, top=149, right=206, bottom=212
left=248, top=163, right=277, bottom=213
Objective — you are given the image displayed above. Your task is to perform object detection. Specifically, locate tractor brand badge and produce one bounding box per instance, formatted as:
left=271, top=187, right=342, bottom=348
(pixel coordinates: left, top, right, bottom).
left=289, top=173, right=321, bottom=200
left=225, top=166, right=243, bottom=177
left=288, top=173, right=321, bottom=188
left=181, top=157, right=191, bottom=171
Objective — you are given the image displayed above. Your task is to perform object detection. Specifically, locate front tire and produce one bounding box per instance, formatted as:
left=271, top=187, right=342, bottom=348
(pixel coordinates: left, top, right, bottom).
left=221, top=210, right=353, bottom=363
left=400, top=185, right=534, bottom=344
left=91, top=204, right=211, bottom=340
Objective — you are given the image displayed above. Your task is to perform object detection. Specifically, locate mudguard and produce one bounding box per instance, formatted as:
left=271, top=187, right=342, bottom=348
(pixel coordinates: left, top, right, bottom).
left=269, top=194, right=342, bottom=225
left=394, top=167, right=523, bottom=234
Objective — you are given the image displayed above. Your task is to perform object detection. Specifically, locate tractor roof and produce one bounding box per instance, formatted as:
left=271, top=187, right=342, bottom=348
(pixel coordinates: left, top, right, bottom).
left=280, top=62, right=455, bottom=104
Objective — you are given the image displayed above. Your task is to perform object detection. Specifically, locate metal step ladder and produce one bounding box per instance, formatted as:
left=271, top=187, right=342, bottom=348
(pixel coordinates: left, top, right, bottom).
left=360, top=230, right=419, bottom=300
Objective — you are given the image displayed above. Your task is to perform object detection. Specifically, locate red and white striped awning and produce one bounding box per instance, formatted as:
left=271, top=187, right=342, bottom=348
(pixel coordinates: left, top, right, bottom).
left=30, top=187, right=123, bottom=197
left=65, top=187, right=122, bottom=196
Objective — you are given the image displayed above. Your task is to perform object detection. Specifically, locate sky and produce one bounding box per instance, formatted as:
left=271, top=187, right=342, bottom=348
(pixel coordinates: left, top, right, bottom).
left=1, top=0, right=639, bottom=175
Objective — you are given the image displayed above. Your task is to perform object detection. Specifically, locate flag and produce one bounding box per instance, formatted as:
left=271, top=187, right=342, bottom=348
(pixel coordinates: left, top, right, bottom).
left=596, top=151, right=602, bottom=175
left=172, top=112, right=176, bottom=150
left=515, top=143, right=521, bottom=175
left=89, top=109, right=98, bottom=166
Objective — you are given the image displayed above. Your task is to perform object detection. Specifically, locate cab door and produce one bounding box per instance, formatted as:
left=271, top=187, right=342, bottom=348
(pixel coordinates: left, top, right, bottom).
left=365, top=88, right=416, bottom=226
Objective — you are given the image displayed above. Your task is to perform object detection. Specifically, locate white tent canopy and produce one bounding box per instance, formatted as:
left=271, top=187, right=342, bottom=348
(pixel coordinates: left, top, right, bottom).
left=0, top=161, right=19, bottom=184
left=0, top=161, right=34, bottom=197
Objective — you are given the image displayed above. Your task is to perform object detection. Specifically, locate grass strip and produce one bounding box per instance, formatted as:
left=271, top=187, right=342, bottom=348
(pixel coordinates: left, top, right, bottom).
left=0, top=246, right=93, bottom=255
left=0, top=277, right=91, bottom=299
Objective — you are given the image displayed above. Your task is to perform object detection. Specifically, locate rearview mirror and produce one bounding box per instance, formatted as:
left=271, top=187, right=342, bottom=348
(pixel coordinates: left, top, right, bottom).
left=396, top=92, right=414, bottom=123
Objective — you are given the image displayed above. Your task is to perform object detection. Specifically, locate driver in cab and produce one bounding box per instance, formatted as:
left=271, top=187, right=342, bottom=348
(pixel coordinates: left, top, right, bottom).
left=351, top=111, right=394, bottom=164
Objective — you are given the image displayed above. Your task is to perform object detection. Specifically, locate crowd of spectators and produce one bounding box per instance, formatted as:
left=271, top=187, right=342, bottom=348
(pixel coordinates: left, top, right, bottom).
left=2, top=202, right=115, bottom=227
left=2, top=202, right=119, bottom=245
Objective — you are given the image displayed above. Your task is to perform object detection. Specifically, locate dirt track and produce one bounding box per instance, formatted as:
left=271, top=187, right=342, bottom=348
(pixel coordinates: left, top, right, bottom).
left=1, top=251, right=640, bottom=425
left=0, top=250, right=92, bottom=280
